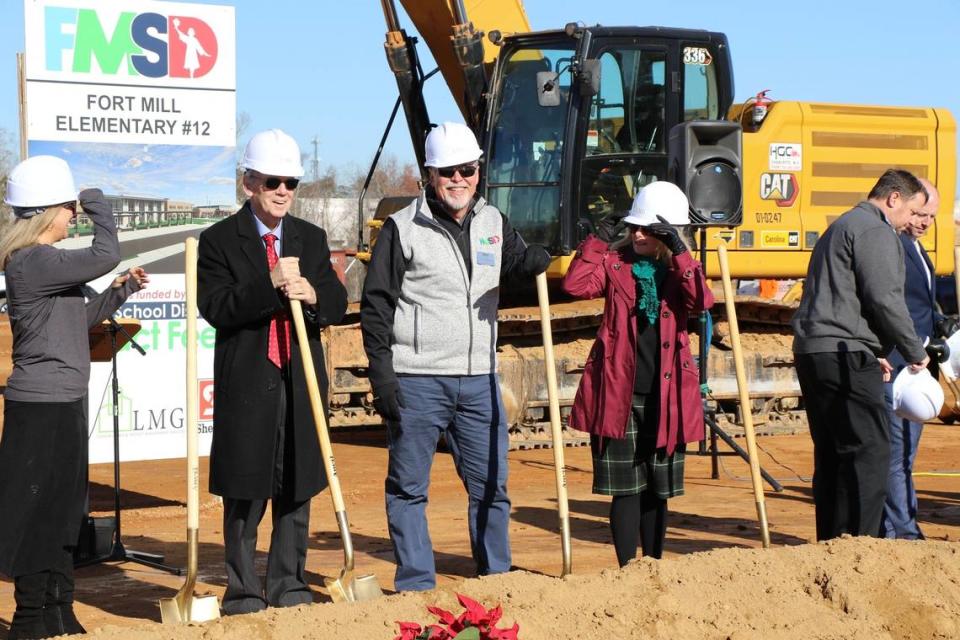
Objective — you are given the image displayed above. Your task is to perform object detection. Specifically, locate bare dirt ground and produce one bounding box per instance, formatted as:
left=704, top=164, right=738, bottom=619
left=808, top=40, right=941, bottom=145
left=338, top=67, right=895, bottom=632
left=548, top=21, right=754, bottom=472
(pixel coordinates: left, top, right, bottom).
left=0, top=423, right=957, bottom=639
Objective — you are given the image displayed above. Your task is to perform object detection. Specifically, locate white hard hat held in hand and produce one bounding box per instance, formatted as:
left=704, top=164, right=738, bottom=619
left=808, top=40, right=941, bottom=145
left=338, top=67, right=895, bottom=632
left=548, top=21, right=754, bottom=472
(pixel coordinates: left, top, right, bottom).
left=623, top=180, right=691, bottom=227
left=424, top=122, right=483, bottom=168
left=892, top=367, right=944, bottom=423
left=4, top=155, right=77, bottom=216
left=242, top=129, right=304, bottom=177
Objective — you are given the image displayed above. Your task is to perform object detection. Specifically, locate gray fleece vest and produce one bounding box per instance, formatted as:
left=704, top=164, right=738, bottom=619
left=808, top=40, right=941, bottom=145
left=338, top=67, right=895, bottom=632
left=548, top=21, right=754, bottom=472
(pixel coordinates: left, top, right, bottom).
left=390, top=194, right=503, bottom=376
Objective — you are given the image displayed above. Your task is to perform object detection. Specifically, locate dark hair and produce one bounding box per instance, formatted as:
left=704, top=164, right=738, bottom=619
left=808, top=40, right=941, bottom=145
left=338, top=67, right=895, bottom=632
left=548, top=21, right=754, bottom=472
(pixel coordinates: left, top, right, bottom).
left=867, top=169, right=927, bottom=204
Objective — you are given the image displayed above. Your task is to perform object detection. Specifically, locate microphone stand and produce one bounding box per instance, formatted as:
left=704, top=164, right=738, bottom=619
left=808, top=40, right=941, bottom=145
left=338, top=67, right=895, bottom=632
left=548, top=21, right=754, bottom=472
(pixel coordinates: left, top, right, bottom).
left=76, top=314, right=182, bottom=574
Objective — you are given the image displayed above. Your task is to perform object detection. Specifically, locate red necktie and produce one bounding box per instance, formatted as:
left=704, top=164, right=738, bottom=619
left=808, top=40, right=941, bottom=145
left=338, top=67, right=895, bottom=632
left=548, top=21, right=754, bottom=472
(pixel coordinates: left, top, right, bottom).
left=264, top=233, right=290, bottom=368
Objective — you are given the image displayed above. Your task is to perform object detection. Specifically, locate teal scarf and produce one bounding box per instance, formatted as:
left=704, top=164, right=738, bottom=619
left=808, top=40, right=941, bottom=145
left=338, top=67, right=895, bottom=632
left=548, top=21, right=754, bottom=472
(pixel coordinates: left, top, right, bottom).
left=632, top=257, right=666, bottom=325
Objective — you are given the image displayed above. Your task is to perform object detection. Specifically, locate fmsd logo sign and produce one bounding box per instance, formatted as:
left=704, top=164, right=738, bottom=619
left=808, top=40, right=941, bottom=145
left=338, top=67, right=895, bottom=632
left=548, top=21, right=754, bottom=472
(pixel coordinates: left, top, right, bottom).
left=44, top=6, right=219, bottom=78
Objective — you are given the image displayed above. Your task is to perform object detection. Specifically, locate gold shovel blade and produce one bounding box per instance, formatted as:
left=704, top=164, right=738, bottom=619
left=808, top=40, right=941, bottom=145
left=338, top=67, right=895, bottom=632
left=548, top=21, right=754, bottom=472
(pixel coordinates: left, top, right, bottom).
left=159, top=594, right=221, bottom=624
left=324, top=572, right=383, bottom=603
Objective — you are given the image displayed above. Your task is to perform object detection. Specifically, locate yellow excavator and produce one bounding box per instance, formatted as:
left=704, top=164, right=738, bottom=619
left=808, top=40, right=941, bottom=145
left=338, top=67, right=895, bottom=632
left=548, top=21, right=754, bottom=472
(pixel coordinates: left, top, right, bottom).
left=322, top=0, right=957, bottom=446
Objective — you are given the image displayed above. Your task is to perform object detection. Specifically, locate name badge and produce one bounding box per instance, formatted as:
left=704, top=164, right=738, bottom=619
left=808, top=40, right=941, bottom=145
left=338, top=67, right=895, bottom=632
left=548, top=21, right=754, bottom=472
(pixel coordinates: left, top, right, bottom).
left=476, top=251, right=496, bottom=266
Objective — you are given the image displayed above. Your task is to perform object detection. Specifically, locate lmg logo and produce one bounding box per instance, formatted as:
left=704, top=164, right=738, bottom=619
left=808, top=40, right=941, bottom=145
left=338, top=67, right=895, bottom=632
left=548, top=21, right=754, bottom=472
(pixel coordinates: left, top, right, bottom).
left=45, top=6, right=219, bottom=79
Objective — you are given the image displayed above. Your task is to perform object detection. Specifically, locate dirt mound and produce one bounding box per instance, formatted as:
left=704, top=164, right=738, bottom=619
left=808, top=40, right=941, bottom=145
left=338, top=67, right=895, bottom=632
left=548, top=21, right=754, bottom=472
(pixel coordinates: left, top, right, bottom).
left=82, top=537, right=960, bottom=640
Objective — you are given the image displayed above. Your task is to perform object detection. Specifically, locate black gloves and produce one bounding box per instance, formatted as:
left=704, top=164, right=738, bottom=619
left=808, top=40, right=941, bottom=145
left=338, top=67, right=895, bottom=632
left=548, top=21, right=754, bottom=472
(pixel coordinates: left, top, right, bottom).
left=595, top=211, right=627, bottom=244
left=646, top=215, right=687, bottom=255
left=79, top=188, right=110, bottom=217
left=520, top=244, right=551, bottom=276
left=925, top=337, right=950, bottom=364
left=372, top=382, right=403, bottom=423
left=935, top=315, right=960, bottom=339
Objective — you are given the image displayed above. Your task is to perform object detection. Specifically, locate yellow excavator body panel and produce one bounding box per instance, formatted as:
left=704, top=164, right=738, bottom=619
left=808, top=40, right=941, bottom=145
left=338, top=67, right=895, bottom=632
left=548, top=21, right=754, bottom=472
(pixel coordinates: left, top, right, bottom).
left=712, top=101, right=957, bottom=279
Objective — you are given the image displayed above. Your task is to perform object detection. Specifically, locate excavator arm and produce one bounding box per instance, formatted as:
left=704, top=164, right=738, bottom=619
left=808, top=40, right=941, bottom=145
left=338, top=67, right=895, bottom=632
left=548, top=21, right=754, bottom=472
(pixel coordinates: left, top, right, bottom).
left=381, top=0, right=531, bottom=140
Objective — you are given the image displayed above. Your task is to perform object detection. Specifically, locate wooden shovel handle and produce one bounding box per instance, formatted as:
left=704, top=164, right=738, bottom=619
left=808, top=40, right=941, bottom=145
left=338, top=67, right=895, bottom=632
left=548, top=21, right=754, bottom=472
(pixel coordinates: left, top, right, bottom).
left=289, top=299, right=346, bottom=513
left=184, top=238, right=199, bottom=531
left=536, top=272, right=572, bottom=576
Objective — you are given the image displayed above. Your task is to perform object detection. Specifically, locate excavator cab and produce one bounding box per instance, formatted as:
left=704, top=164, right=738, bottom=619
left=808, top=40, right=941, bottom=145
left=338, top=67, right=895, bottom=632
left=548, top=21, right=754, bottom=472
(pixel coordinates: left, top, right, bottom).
left=480, top=27, right=734, bottom=258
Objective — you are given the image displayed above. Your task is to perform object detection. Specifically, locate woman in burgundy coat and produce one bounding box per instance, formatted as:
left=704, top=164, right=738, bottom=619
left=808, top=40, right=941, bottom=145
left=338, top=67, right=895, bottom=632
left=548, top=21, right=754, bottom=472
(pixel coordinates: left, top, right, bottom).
left=563, top=181, right=713, bottom=566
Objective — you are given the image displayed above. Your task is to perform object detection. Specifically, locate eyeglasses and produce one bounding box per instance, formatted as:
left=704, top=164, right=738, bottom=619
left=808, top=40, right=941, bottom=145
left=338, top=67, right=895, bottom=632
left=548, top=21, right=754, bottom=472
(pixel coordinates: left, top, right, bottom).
left=61, top=201, right=77, bottom=212
left=261, top=176, right=300, bottom=190
left=436, top=163, right=479, bottom=179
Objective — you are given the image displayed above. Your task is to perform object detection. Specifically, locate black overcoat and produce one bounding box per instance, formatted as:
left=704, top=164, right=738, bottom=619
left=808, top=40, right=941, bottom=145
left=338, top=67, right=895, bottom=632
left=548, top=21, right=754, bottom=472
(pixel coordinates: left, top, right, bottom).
left=197, top=203, right=347, bottom=500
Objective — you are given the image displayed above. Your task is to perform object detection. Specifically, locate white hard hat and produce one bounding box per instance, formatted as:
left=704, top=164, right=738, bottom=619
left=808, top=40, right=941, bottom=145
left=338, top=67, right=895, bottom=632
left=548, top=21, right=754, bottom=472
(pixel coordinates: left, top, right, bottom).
left=242, top=129, right=304, bottom=177
left=424, top=122, right=483, bottom=168
left=4, top=155, right=77, bottom=213
left=892, top=367, right=944, bottom=423
left=622, top=181, right=690, bottom=227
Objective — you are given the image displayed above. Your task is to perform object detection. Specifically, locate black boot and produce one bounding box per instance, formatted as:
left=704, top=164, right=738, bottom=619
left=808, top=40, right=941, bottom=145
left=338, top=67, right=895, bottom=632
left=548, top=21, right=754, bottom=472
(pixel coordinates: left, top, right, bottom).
left=43, top=569, right=86, bottom=636
left=8, top=571, right=49, bottom=640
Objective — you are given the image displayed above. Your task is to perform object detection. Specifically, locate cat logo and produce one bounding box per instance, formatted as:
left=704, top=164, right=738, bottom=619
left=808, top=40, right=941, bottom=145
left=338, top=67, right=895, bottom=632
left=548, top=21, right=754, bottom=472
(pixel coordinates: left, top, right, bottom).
left=759, top=173, right=799, bottom=207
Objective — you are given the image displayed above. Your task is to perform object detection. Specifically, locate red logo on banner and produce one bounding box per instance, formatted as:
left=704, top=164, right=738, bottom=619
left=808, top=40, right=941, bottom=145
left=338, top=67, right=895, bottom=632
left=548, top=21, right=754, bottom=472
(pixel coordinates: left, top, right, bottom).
left=199, top=379, right=215, bottom=421
left=168, top=16, right=219, bottom=79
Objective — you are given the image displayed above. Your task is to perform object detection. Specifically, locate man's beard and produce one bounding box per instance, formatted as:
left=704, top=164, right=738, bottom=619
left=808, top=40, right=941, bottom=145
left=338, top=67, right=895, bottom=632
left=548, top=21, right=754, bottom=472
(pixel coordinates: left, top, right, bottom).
left=438, top=188, right=472, bottom=213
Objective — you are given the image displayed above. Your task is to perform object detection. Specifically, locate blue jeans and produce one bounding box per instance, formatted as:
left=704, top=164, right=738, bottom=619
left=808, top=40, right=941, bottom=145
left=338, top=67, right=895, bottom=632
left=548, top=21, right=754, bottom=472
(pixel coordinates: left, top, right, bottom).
left=385, top=374, right=511, bottom=591
left=881, top=381, right=924, bottom=539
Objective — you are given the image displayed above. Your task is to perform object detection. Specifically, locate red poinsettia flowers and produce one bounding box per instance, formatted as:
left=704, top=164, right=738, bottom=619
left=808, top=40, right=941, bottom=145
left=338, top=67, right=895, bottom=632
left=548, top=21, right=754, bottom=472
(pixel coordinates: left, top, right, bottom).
left=394, top=593, right=520, bottom=640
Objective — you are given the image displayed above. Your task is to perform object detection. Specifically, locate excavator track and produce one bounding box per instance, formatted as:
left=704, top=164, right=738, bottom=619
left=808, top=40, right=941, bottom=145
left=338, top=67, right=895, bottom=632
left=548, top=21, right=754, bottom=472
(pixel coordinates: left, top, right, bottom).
left=322, top=295, right=808, bottom=450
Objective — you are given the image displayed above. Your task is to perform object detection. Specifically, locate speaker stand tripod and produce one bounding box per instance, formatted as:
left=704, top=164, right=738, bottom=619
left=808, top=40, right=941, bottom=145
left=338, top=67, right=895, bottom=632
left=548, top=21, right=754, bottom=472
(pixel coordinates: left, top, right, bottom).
left=76, top=317, right=182, bottom=575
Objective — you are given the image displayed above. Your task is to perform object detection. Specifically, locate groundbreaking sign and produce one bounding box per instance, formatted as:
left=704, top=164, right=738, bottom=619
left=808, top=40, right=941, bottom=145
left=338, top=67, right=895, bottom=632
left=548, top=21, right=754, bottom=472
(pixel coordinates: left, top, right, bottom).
left=24, top=0, right=235, bottom=146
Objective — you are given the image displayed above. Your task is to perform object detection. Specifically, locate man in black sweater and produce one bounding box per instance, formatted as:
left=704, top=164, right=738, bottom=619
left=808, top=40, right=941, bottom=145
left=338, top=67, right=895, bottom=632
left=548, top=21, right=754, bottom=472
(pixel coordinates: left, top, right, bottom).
left=792, top=169, right=929, bottom=541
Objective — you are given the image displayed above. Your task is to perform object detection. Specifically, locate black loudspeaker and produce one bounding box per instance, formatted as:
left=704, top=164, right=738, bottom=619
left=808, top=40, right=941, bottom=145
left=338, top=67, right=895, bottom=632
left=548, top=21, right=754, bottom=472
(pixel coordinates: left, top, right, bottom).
left=73, top=516, right=116, bottom=565
left=668, top=120, right=743, bottom=226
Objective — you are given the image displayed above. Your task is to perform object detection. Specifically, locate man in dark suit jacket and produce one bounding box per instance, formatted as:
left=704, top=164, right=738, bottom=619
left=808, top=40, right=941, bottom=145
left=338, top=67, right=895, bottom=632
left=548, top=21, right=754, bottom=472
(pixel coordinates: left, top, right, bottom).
left=197, top=129, right=347, bottom=614
left=882, top=178, right=953, bottom=539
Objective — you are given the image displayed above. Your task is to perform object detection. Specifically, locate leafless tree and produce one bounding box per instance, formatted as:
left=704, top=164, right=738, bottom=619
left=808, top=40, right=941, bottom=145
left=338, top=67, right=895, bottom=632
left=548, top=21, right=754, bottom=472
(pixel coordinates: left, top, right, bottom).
left=343, top=155, right=420, bottom=198
left=0, top=128, right=17, bottom=233
left=235, top=111, right=252, bottom=206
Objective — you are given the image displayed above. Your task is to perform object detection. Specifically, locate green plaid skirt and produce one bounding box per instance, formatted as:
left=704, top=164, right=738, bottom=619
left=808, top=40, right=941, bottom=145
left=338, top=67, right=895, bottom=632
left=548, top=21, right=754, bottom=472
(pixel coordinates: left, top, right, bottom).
left=591, top=394, right=686, bottom=497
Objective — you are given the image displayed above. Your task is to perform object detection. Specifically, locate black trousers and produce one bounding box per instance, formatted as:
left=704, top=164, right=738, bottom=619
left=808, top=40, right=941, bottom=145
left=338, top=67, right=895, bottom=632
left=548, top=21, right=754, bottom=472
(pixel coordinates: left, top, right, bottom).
left=221, top=495, right=311, bottom=614
left=796, top=351, right=890, bottom=541
left=0, top=400, right=87, bottom=577
left=221, top=379, right=313, bottom=614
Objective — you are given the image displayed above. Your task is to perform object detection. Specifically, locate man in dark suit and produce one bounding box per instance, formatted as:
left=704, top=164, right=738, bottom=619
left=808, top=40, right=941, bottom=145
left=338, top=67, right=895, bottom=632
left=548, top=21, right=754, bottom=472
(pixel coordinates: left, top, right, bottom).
left=881, top=178, right=953, bottom=539
left=197, top=129, right=347, bottom=614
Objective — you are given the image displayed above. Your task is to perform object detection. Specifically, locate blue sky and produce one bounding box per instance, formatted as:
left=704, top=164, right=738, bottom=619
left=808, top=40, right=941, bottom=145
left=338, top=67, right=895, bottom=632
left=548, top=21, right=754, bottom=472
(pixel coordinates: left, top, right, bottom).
left=1, top=0, right=958, bottom=180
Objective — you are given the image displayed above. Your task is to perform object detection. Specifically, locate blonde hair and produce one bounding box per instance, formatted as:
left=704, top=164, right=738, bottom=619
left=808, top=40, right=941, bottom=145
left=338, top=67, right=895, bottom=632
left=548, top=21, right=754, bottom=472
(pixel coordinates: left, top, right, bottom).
left=0, top=206, right=63, bottom=268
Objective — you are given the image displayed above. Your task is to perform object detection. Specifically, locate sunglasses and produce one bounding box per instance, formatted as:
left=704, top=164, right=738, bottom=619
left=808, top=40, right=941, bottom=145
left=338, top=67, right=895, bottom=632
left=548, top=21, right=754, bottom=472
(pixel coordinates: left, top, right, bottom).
left=436, top=163, right=479, bottom=179
left=62, top=201, right=77, bottom=212
left=261, top=176, right=300, bottom=190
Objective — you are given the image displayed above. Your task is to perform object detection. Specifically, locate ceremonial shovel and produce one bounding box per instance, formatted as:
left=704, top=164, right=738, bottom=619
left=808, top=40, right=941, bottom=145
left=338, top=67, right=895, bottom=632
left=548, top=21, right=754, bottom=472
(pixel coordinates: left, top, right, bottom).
left=535, top=272, right=573, bottom=576
left=289, top=299, right=383, bottom=602
left=717, top=243, right=771, bottom=548
left=160, top=237, right=221, bottom=623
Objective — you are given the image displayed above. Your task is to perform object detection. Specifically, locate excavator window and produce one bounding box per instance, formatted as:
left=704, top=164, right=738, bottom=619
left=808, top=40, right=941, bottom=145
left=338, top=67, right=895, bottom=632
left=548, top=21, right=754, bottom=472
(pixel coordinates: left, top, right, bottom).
left=683, top=52, right=719, bottom=120
left=578, top=47, right=667, bottom=235
left=485, top=46, right=575, bottom=248
left=585, top=48, right=667, bottom=156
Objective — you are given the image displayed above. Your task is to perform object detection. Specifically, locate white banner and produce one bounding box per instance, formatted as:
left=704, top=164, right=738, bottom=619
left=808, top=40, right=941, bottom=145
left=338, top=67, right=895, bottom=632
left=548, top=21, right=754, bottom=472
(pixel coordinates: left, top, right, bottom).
left=27, top=81, right=235, bottom=146
left=24, top=0, right=236, bottom=147
left=87, top=273, right=215, bottom=463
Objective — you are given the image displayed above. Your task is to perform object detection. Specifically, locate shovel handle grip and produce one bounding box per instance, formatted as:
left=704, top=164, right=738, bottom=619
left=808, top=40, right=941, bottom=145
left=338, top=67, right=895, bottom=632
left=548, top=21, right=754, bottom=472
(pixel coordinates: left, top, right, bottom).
left=289, top=299, right=346, bottom=513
